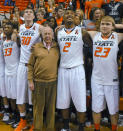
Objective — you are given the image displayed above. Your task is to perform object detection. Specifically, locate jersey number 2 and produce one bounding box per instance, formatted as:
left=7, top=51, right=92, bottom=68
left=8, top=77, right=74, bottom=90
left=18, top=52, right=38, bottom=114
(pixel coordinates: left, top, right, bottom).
left=63, top=42, right=71, bottom=52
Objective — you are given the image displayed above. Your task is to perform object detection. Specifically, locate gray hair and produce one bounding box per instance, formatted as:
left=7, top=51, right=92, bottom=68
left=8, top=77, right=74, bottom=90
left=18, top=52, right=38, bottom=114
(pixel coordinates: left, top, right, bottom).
left=41, top=26, right=54, bottom=39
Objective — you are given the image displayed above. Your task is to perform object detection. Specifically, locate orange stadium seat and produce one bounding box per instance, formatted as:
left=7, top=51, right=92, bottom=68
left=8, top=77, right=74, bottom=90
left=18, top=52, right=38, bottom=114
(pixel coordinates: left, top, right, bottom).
left=0, top=0, right=30, bottom=12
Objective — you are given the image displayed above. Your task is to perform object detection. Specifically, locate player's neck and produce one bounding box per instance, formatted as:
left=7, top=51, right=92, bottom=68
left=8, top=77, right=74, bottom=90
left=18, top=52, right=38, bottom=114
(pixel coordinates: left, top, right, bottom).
left=6, top=35, right=11, bottom=40
left=25, top=21, right=34, bottom=28
left=101, top=32, right=112, bottom=39
left=65, top=24, right=75, bottom=29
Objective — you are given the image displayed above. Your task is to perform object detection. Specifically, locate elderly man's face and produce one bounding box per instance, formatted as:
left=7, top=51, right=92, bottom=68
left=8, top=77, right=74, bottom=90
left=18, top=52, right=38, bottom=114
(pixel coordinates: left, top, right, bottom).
left=42, top=27, right=53, bottom=44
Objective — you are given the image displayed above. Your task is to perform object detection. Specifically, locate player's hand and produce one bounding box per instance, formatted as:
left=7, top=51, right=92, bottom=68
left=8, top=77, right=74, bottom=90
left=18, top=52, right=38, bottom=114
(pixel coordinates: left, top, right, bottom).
left=39, top=25, right=44, bottom=35
left=11, top=33, right=17, bottom=42
left=28, top=81, right=34, bottom=91
left=55, top=25, right=65, bottom=33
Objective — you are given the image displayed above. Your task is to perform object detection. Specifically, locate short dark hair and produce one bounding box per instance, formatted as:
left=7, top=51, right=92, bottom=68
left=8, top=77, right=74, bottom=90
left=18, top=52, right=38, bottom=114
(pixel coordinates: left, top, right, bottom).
left=47, top=16, right=57, bottom=29
left=24, top=7, right=35, bottom=14
left=55, top=6, right=63, bottom=12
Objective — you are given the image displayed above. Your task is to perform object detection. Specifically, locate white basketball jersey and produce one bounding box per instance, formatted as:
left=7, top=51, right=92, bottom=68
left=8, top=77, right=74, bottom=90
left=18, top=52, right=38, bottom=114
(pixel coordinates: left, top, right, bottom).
left=19, top=23, right=41, bottom=63
left=92, top=32, right=119, bottom=85
left=3, top=40, right=20, bottom=75
left=0, top=35, right=5, bottom=76
left=57, top=26, right=84, bottom=68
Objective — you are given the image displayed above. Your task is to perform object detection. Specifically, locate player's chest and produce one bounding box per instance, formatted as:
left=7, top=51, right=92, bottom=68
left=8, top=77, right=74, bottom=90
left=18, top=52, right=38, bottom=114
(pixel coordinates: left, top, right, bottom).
left=3, top=41, right=16, bottom=57
left=93, top=39, right=117, bottom=58
left=19, top=29, right=39, bottom=46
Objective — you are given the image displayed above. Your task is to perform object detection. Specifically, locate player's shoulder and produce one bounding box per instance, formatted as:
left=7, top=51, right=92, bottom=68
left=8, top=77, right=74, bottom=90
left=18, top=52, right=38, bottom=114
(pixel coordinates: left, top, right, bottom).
left=57, top=27, right=64, bottom=36
left=33, top=23, right=42, bottom=29
left=19, top=24, right=25, bottom=32
left=20, top=24, right=25, bottom=29
left=112, top=31, right=117, bottom=36
left=34, top=22, right=40, bottom=26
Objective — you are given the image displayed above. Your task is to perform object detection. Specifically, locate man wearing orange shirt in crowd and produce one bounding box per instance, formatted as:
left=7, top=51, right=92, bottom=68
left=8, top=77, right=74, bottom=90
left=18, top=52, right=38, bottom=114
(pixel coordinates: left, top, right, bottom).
left=72, top=0, right=86, bottom=10
left=36, top=9, right=46, bottom=25
left=56, top=6, right=64, bottom=26
left=31, top=0, right=36, bottom=6
left=85, top=0, right=105, bottom=19
left=85, top=0, right=120, bottom=19
left=55, top=0, right=69, bottom=7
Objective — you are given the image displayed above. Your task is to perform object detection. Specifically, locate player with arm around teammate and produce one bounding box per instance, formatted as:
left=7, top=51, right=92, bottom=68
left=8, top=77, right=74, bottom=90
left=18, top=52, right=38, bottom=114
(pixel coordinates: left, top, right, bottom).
left=3, top=21, right=20, bottom=124
left=15, top=7, right=43, bottom=131
left=88, top=16, right=123, bottom=131
left=56, top=8, right=93, bottom=131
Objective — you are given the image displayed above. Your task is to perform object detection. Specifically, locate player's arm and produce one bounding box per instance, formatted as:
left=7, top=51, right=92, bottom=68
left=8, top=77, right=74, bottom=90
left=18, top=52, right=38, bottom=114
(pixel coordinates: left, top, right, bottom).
left=55, top=25, right=64, bottom=42
left=55, top=25, right=65, bottom=34
left=82, top=29, right=93, bottom=59
left=38, top=25, right=44, bottom=36
left=27, top=52, right=36, bottom=91
left=11, top=33, right=21, bottom=47
left=82, top=29, right=93, bottom=49
left=118, top=40, right=123, bottom=89
left=118, top=33, right=123, bottom=44
left=55, top=25, right=64, bottom=40
left=87, top=30, right=97, bottom=39
left=115, top=24, right=123, bottom=29
left=16, top=35, right=21, bottom=47
left=118, top=33, right=123, bottom=57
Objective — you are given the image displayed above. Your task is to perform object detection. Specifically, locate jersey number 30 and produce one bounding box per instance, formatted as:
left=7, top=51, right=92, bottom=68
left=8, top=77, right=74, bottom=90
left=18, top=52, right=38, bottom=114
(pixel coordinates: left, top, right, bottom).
left=94, top=47, right=111, bottom=58
left=22, top=36, right=31, bottom=45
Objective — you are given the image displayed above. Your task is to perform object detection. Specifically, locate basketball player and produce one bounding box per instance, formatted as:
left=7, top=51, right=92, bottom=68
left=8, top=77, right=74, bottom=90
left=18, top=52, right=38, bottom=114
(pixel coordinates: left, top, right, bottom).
left=88, top=16, right=123, bottom=131
left=0, top=27, right=7, bottom=119
left=15, top=7, right=43, bottom=131
left=3, top=22, right=20, bottom=124
left=0, top=27, right=4, bottom=98
left=56, top=8, right=92, bottom=131
left=0, top=19, right=10, bottom=122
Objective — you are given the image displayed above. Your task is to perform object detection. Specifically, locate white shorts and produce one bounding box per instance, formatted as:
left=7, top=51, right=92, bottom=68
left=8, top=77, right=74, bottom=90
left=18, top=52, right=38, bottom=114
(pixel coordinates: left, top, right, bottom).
left=91, top=80, right=119, bottom=115
left=16, top=63, right=32, bottom=105
left=5, top=74, right=17, bottom=99
left=56, top=65, right=86, bottom=112
left=0, top=76, right=6, bottom=97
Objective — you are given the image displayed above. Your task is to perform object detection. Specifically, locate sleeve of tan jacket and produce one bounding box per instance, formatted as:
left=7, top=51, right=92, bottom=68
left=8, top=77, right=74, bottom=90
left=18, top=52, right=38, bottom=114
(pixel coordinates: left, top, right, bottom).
left=27, top=53, right=36, bottom=83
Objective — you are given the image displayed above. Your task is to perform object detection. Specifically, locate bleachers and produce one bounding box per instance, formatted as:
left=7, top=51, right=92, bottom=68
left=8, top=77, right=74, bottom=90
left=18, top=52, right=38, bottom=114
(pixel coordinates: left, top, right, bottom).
left=0, top=0, right=30, bottom=13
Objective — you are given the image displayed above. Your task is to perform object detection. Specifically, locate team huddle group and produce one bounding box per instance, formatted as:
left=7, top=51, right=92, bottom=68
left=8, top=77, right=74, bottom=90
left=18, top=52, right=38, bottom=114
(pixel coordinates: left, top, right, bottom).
left=0, top=1, right=123, bottom=131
